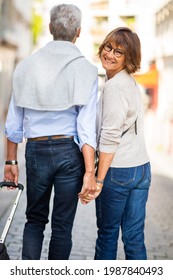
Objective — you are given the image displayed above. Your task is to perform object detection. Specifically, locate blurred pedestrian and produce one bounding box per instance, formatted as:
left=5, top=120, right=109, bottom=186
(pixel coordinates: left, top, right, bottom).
left=94, top=27, right=151, bottom=260
left=3, top=4, right=98, bottom=260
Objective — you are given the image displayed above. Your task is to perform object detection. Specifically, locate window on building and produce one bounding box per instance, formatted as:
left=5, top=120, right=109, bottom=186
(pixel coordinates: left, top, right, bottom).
left=90, top=0, right=109, bottom=10
left=120, top=16, right=135, bottom=30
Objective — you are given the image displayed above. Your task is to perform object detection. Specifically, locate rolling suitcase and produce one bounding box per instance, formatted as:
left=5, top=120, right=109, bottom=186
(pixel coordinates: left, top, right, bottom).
left=0, top=181, right=24, bottom=260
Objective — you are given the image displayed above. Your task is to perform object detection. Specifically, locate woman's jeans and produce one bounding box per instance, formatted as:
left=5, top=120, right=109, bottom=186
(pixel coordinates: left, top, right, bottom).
left=22, top=137, right=85, bottom=260
left=95, top=162, right=151, bottom=260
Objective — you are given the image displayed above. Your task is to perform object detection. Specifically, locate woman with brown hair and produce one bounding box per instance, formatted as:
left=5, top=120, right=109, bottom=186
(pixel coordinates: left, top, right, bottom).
left=95, top=27, right=151, bottom=260
left=80, top=27, right=151, bottom=260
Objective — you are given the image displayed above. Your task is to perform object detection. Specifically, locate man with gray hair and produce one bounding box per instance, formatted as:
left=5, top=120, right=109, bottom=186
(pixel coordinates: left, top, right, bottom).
left=3, top=4, right=98, bottom=259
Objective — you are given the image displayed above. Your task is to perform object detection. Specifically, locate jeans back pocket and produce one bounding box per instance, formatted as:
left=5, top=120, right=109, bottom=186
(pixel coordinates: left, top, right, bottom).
left=110, top=167, right=137, bottom=186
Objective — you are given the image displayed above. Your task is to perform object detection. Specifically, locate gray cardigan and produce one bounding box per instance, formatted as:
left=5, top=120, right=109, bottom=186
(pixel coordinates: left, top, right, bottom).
left=97, top=69, right=149, bottom=167
left=13, top=41, right=97, bottom=110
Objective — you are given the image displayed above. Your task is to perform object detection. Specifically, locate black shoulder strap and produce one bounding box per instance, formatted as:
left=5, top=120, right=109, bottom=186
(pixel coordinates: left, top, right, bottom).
left=121, top=117, right=137, bottom=137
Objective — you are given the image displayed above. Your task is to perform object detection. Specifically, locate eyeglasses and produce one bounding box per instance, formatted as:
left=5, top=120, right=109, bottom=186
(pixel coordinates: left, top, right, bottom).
left=103, top=44, right=124, bottom=58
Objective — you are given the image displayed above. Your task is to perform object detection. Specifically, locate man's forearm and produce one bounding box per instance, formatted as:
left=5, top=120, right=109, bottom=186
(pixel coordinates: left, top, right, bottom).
left=81, top=143, right=95, bottom=173
left=78, top=143, right=96, bottom=202
left=4, top=139, right=19, bottom=185
left=6, top=139, right=18, bottom=160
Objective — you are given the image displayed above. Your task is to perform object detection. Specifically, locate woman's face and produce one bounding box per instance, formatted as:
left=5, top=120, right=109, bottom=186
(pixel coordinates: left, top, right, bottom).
left=100, top=41, right=126, bottom=79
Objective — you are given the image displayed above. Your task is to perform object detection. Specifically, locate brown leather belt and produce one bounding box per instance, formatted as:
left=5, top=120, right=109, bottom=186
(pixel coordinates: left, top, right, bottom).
left=27, top=135, right=73, bottom=141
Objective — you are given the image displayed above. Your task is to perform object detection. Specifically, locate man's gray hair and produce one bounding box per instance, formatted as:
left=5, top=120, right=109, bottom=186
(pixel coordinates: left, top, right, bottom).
left=50, top=4, right=82, bottom=41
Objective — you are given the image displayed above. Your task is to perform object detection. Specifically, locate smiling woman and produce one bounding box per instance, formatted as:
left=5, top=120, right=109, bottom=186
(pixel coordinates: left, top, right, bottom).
left=98, top=27, right=141, bottom=78
left=94, top=26, right=151, bottom=260
left=100, top=42, right=126, bottom=79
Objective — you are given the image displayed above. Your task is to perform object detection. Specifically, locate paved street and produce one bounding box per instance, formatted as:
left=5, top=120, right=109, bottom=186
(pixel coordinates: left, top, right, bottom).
left=0, top=113, right=173, bottom=260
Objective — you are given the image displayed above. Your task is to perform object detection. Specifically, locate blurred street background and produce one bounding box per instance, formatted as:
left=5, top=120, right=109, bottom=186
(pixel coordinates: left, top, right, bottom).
left=0, top=0, right=173, bottom=260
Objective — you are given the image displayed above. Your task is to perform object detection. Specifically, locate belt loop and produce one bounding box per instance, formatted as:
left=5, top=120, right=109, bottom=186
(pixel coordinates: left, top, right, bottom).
left=48, top=136, right=52, bottom=142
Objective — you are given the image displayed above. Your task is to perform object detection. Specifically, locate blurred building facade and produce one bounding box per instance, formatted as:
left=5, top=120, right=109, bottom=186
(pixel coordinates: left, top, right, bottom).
left=88, top=0, right=157, bottom=69
left=0, top=0, right=33, bottom=163
left=155, top=0, right=173, bottom=154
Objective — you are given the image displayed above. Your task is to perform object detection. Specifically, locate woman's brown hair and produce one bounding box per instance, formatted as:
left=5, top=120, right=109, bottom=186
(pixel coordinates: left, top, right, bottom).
left=98, top=27, right=141, bottom=74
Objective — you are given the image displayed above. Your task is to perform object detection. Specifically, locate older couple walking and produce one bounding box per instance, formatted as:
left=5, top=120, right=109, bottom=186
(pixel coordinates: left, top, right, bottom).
left=3, top=4, right=151, bottom=260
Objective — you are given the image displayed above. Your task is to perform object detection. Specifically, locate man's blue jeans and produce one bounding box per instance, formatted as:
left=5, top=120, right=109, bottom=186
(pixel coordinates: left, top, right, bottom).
left=95, top=162, right=151, bottom=260
left=22, top=137, right=85, bottom=260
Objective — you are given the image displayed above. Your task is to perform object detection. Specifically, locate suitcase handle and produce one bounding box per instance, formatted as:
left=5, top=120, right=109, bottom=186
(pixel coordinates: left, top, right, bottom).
left=0, top=181, right=24, bottom=191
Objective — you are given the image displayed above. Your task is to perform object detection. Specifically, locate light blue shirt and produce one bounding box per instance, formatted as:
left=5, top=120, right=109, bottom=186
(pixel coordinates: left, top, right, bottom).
left=5, top=79, right=98, bottom=150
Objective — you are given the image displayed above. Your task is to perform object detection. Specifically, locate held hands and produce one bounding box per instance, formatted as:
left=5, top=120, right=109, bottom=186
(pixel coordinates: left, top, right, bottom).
left=79, top=183, right=103, bottom=204
left=78, top=173, right=104, bottom=204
